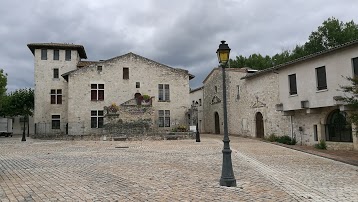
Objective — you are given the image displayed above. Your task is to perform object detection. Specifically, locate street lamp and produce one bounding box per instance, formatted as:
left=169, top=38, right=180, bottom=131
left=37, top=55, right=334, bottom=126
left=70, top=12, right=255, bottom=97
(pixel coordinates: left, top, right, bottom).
left=217, top=40, right=236, bottom=187
left=191, top=102, right=201, bottom=142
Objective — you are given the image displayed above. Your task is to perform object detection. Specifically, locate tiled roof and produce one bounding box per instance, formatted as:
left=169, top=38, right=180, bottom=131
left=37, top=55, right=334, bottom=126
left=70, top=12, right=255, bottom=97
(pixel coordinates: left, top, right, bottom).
left=242, top=39, right=358, bottom=79
left=27, top=43, right=87, bottom=59
left=77, top=61, right=98, bottom=68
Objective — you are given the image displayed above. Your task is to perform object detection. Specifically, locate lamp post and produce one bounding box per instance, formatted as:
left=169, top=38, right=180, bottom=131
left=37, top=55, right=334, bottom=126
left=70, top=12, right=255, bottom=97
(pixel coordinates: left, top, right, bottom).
left=217, top=40, right=236, bottom=187
left=190, top=102, right=201, bottom=142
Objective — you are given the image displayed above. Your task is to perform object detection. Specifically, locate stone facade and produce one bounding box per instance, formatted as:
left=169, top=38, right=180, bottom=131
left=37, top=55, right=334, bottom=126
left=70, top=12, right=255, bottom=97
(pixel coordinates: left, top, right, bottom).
left=202, top=41, right=358, bottom=150
left=203, top=68, right=290, bottom=137
left=29, top=43, right=192, bottom=137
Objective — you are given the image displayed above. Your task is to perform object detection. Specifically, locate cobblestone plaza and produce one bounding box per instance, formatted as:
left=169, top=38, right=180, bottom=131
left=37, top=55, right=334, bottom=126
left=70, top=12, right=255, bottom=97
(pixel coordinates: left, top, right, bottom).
left=0, top=135, right=357, bottom=201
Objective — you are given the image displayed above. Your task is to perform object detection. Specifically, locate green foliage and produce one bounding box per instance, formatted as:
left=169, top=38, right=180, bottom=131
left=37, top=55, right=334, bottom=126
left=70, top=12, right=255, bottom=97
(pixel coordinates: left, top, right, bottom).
left=266, top=133, right=279, bottom=142
left=0, top=88, right=34, bottom=117
left=265, top=134, right=296, bottom=145
left=142, top=94, right=151, bottom=101
left=229, top=17, right=358, bottom=70
left=276, top=135, right=297, bottom=145
left=0, top=69, right=8, bottom=113
left=314, top=139, right=327, bottom=150
left=339, top=77, right=358, bottom=131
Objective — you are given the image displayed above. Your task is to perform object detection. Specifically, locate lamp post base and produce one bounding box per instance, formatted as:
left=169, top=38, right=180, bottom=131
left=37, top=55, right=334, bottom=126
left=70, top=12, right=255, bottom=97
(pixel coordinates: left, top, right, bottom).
left=220, top=177, right=237, bottom=187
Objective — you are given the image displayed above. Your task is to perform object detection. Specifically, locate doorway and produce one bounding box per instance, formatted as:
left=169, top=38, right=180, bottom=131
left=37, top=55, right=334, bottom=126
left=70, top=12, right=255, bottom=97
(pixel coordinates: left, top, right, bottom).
left=214, top=112, right=220, bottom=134
left=256, top=112, right=264, bottom=138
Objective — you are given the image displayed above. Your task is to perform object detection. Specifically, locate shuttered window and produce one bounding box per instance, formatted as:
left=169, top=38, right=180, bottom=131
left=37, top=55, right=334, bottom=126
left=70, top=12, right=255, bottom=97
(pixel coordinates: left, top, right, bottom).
left=288, top=74, right=297, bottom=95
left=316, top=66, right=327, bottom=90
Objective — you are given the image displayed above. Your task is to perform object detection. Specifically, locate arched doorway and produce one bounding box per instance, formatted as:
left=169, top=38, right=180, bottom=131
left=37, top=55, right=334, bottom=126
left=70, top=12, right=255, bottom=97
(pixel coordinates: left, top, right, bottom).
left=214, top=112, right=220, bottom=134
left=326, top=110, right=352, bottom=142
left=134, top=93, right=141, bottom=99
left=256, top=112, right=264, bottom=138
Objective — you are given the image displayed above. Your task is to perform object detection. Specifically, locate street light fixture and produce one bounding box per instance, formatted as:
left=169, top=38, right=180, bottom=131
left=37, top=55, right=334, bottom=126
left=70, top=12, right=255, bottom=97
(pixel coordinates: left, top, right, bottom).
left=217, top=40, right=237, bottom=187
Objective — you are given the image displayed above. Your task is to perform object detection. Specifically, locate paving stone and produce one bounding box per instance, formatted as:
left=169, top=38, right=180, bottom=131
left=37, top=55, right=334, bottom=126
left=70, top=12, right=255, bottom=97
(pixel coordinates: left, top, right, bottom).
left=0, top=135, right=357, bottom=201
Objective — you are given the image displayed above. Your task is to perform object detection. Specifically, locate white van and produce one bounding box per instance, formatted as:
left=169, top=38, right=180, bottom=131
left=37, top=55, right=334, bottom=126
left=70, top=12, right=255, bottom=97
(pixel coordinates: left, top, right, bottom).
left=0, top=118, right=13, bottom=137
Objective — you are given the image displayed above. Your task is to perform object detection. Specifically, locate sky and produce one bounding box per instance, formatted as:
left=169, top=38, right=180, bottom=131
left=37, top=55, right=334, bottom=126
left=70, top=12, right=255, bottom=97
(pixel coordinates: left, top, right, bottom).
left=1, top=0, right=358, bottom=92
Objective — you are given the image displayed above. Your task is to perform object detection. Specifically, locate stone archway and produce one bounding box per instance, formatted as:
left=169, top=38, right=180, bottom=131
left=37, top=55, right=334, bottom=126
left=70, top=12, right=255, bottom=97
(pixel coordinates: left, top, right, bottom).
left=256, top=112, right=264, bottom=138
left=326, top=109, right=352, bottom=142
left=214, top=112, right=220, bottom=134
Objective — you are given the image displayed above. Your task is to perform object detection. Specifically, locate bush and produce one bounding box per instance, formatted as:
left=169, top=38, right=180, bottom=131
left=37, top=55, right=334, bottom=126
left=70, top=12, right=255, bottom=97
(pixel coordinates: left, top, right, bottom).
left=266, top=134, right=296, bottom=145
left=266, top=134, right=279, bottom=142
left=314, top=139, right=327, bottom=150
left=277, top=135, right=296, bottom=145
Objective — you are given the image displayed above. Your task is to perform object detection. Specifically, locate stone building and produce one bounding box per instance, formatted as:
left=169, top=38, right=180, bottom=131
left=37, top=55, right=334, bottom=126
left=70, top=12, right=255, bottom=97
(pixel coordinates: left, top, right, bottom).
left=203, top=68, right=290, bottom=137
left=203, top=40, right=358, bottom=150
left=28, top=43, right=193, bottom=136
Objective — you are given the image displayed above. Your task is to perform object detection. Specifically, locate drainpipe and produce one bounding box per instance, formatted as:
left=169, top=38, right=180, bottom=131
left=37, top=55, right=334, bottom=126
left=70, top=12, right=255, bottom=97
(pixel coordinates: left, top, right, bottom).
left=290, top=115, right=294, bottom=139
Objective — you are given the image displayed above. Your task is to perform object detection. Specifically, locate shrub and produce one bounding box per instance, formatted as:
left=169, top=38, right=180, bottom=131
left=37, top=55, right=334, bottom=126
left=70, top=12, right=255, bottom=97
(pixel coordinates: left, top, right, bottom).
left=276, top=135, right=297, bottom=145
left=266, top=134, right=279, bottom=142
left=314, top=139, right=327, bottom=150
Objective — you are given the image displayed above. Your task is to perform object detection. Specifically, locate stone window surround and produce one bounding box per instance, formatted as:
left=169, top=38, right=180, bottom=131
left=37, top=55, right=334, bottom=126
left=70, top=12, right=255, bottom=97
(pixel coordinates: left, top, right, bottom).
left=91, top=110, right=104, bottom=128
left=158, top=110, right=170, bottom=127
left=91, top=83, right=104, bottom=101
left=158, top=84, right=170, bottom=101
left=53, top=68, right=59, bottom=79
left=51, top=114, right=60, bottom=129
left=50, top=89, right=62, bottom=104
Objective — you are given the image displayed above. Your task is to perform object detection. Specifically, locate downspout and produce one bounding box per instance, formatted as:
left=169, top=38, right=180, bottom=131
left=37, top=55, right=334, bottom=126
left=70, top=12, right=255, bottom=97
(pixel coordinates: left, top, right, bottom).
left=290, top=115, right=294, bottom=139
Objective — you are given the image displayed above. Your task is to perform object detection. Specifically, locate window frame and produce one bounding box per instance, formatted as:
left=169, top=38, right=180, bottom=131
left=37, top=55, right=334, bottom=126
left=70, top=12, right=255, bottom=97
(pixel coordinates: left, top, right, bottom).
left=51, top=115, right=60, bottom=129
left=50, top=89, right=62, bottom=104
left=288, top=74, right=297, bottom=95
left=316, top=66, right=327, bottom=91
left=65, top=50, right=71, bottom=61
left=136, top=82, right=140, bottom=88
left=53, top=68, right=59, bottom=79
left=352, top=57, right=358, bottom=77
left=123, top=67, right=129, bottom=79
left=91, top=84, right=104, bottom=101
left=91, top=110, right=104, bottom=128
left=53, top=49, right=59, bottom=60
left=41, top=49, right=47, bottom=60
left=158, top=110, right=170, bottom=127
left=158, top=84, right=170, bottom=101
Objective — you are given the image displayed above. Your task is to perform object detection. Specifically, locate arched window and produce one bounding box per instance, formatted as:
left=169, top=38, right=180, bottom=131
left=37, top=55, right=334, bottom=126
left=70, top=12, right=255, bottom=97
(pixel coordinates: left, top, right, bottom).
left=326, top=110, right=352, bottom=142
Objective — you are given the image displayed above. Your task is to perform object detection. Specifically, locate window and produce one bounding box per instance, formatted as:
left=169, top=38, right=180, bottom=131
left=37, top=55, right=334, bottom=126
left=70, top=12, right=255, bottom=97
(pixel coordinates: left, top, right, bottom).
left=158, top=84, right=170, bottom=101
left=288, top=74, right=297, bottom=95
left=65, top=50, right=71, bottom=61
left=199, top=99, right=202, bottom=106
left=41, top=49, right=47, bottom=60
left=316, top=66, right=327, bottom=90
left=313, top=125, right=318, bottom=141
left=123, top=67, right=129, bottom=79
left=53, top=49, right=59, bottom=60
left=97, top=66, right=102, bottom=72
left=215, top=86, right=218, bottom=93
left=136, top=82, right=140, bottom=88
left=91, top=84, right=104, bottom=101
left=50, top=89, right=62, bottom=104
left=52, top=115, right=60, bottom=129
left=91, top=110, right=104, bottom=128
left=237, top=85, right=240, bottom=99
left=158, top=110, right=170, bottom=127
left=53, top=68, right=59, bottom=79
left=353, top=57, right=358, bottom=76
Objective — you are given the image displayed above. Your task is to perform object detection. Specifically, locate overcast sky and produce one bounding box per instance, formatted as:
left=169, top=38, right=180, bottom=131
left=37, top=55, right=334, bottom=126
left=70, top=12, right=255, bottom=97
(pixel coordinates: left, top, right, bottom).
left=1, top=0, right=358, bottom=92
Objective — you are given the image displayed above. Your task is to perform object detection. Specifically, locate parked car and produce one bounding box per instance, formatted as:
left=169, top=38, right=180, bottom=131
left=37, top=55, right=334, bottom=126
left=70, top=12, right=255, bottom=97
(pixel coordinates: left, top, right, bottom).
left=0, top=118, right=13, bottom=137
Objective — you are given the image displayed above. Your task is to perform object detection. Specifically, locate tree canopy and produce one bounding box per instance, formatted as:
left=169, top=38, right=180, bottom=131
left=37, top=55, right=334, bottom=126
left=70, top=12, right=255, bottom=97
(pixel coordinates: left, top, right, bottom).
left=229, top=17, right=358, bottom=69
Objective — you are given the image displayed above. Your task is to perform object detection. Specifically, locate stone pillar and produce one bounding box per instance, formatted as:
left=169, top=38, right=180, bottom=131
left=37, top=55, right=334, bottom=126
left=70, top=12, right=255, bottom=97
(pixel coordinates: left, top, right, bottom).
left=317, top=123, right=324, bottom=141
left=352, top=123, right=358, bottom=151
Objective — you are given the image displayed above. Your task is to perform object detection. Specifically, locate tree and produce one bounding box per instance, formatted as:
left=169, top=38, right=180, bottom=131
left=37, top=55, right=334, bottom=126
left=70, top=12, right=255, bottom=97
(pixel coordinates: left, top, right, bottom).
left=2, top=88, right=34, bottom=140
left=339, top=77, right=358, bottom=131
left=304, top=17, right=358, bottom=54
left=0, top=69, right=7, bottom=112
left=229, top=17, right=358, bottom=70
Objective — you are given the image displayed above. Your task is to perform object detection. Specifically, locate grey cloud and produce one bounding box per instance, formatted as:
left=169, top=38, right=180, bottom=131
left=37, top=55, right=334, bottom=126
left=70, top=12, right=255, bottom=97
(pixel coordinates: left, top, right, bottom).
left=1, top=0, right=358, bottom=91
